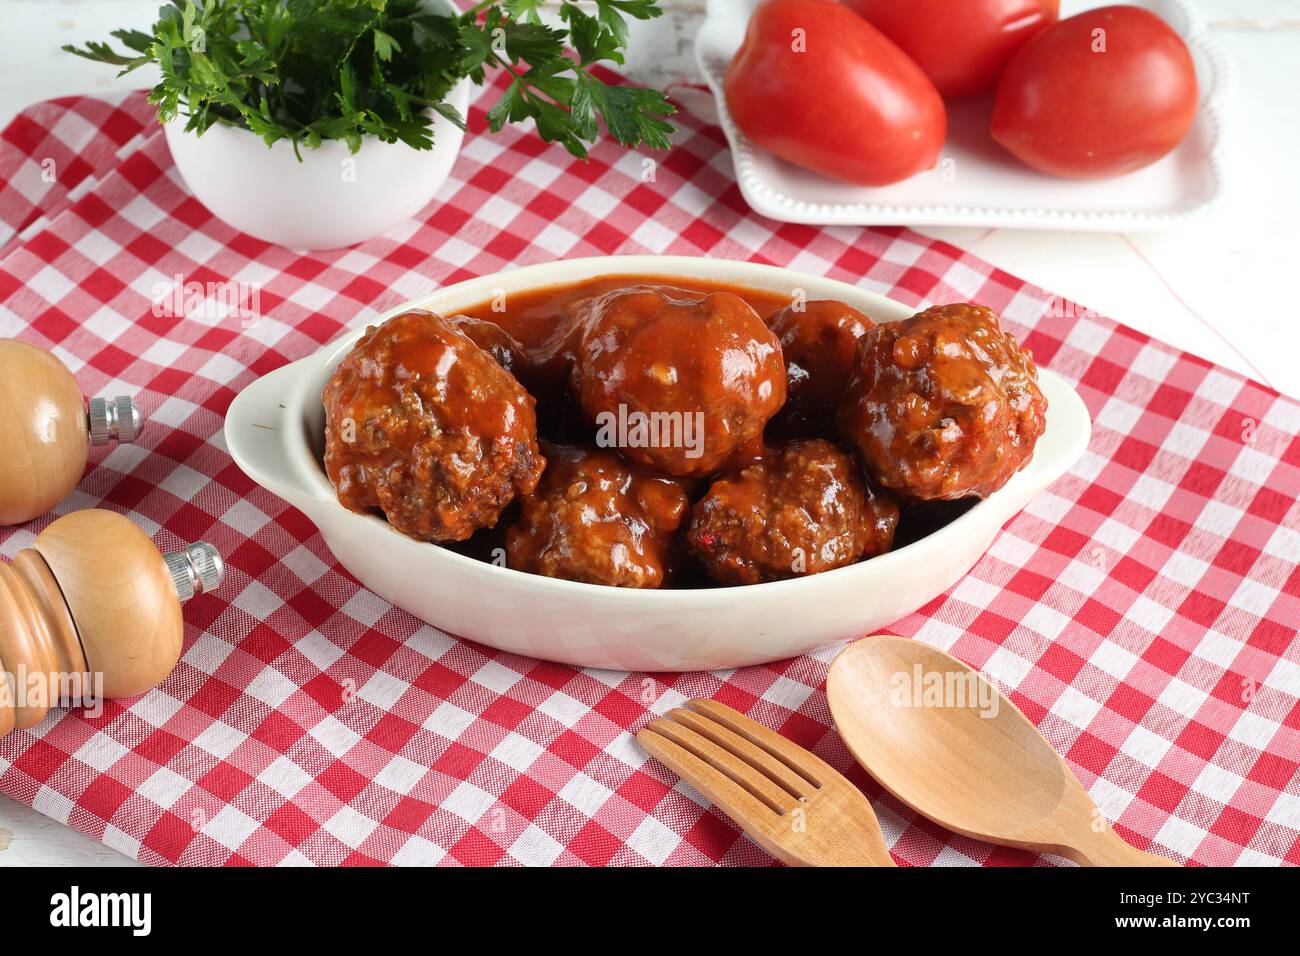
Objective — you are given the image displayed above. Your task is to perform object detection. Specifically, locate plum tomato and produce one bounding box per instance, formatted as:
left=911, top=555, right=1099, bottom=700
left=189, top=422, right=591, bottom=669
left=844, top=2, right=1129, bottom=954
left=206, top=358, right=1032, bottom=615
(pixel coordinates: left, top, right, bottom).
left=990, top=4, right=1198, bottom=179
left=724, top=0, right=946, bottom=186
left=844, top=0, right=1059, bottom=98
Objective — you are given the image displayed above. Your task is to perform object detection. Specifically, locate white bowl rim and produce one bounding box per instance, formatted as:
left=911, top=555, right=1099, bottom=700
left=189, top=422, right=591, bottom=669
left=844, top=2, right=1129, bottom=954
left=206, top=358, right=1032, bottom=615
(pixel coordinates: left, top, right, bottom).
left=228, top=254, right=1091, bottom=607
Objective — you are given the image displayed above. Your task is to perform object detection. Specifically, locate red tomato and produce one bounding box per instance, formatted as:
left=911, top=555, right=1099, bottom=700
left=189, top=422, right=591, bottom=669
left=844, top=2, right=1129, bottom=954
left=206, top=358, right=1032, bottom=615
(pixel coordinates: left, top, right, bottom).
left=725, top=0, right=945, bottom=186
left=990, top=5, right=1198, bottom=179
left=844, top=0, right=1059, bottom=97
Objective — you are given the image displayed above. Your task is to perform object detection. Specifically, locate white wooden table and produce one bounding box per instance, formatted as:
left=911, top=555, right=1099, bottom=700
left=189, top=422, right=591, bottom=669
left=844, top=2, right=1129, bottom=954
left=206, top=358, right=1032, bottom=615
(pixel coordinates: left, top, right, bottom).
left=0, top=0, right=1296, bottom=866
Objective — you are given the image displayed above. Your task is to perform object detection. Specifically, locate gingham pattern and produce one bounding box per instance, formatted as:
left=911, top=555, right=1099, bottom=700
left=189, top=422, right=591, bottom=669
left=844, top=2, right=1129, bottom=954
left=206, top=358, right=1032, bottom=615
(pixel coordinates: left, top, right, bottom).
left=0, top=84, right=1296, bottom=867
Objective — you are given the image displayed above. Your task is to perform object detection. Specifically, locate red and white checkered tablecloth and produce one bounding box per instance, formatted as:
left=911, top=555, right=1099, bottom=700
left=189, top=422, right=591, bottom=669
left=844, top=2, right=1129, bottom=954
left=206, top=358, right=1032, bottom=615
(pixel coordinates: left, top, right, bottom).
left=0, top=81, right=1296, bottom=867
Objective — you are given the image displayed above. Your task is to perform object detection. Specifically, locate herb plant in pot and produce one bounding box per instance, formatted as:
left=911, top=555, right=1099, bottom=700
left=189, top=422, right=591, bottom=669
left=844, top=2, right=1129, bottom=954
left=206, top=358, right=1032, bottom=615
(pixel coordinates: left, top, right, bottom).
left=67, top=0, right=676, bottom=251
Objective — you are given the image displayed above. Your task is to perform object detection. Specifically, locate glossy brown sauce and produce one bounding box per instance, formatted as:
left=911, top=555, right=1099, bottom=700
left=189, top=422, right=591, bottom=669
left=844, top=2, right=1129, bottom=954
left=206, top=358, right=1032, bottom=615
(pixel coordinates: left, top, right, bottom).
left=456, top=275, right=793, bottom=350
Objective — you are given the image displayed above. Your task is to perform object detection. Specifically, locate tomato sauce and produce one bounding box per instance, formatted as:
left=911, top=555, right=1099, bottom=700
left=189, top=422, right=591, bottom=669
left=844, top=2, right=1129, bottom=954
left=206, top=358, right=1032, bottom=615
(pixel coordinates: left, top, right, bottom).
left=455, top=274, right=793, bottom=349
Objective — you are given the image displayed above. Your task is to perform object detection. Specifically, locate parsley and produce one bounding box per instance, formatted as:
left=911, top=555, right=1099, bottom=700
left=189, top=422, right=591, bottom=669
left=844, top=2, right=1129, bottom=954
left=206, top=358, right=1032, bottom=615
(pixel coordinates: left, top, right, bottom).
left=65, top=0, right=676, bottom=159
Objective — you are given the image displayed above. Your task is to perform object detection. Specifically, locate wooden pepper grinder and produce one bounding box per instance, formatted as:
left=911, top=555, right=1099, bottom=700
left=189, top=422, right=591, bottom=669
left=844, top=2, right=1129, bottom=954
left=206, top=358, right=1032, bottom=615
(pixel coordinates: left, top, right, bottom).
left=0, top=340, right=143, bottom=526
left=0, top=509, right=223, bottom=736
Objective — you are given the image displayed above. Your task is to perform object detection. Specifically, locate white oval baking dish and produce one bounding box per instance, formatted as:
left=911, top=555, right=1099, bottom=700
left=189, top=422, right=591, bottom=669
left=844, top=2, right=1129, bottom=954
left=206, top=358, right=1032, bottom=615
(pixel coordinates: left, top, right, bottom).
left=225, top=256, right=1091, bottom=671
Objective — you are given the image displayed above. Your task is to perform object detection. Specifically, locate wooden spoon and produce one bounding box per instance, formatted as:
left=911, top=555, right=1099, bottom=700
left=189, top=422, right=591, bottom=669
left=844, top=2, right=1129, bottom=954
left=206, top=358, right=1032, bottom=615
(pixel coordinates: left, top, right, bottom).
left=827, top=635, right=1178, bottom=866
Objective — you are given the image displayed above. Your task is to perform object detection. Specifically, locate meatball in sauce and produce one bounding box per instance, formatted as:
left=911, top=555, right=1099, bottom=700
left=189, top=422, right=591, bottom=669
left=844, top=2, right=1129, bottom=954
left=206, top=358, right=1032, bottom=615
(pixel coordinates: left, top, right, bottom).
left=447, top=313, right=568, bottom=405
left=323, top=310, right=544, bottom=542
left=837, top=303, right=1047, bottom=501
left=768, top=299, right=874, bottom=423
left=569, top=286, right=787, bottom=477
left=688, top=439, right=899, bottom=586
left=506, top=443, right=689, bottom=588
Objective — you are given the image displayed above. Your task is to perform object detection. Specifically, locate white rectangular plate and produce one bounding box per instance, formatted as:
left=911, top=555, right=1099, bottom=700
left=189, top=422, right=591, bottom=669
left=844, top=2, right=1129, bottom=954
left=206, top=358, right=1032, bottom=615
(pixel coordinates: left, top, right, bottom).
left=694, top=0, right=1233, bottom=231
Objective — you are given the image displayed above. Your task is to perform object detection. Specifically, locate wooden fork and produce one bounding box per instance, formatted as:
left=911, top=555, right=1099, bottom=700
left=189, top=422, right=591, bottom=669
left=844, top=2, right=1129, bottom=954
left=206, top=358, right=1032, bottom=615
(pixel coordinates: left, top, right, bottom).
left=637, top=699, right=895, bottom=866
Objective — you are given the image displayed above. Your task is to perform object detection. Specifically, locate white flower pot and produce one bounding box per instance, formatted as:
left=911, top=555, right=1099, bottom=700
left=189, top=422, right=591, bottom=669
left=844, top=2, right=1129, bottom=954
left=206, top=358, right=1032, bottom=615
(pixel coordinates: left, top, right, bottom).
left=162, top=2, right=470, bottom=251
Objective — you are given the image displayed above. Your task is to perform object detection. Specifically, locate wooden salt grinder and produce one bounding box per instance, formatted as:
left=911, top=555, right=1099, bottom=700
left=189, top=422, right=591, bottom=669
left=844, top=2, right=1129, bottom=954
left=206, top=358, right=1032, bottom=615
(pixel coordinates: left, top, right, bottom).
left=0, top=340, right=143, bottom=525
left=0, top=509, right=223, bottom=736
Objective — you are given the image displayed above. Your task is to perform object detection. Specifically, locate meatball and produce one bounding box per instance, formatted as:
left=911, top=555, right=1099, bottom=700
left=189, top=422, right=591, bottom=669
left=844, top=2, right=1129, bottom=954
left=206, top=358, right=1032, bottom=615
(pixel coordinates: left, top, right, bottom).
left=447, top=313, right=567, bottom=399
left=768, top=299, right=874, bottom=420
left=446, top=313, right=530, bottom=379
left=570, top=286, right=787, bottom=477
left=837, top=303, right=1047, bottom=501
left=687, top=439, right=899, bottom=586
left=323, top=310, right=545, bottom=542
left=506, top=444, right=689, bottom=588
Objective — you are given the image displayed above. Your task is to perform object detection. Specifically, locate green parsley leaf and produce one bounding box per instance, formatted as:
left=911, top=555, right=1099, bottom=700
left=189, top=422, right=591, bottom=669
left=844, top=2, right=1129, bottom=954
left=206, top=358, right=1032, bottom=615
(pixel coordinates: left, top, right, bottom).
left=64, top=0, right=676, bottom=160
